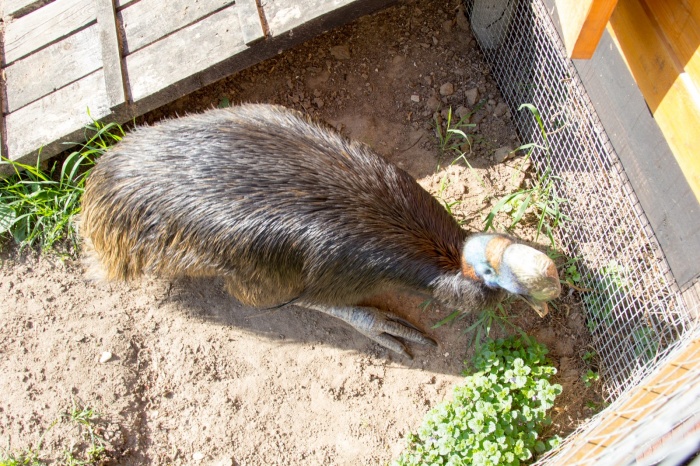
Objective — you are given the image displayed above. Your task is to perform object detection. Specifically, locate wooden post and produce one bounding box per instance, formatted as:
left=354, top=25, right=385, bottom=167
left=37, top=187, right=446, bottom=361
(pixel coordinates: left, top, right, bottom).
left=96, top=0, right=128, bottom=107
left=555, top=0, right=618, bottom=59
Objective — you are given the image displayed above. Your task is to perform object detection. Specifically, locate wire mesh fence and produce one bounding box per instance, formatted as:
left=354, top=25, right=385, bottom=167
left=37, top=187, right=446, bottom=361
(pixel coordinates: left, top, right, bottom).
left=537, top=327, right=700, bottom=465
left=466, top=0, right=694, bottom=400
left=466, top=0, right=700, bottom=462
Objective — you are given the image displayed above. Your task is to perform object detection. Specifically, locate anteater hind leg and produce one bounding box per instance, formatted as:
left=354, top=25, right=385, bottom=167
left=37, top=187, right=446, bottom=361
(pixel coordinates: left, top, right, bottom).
left=304, top=304, right=437, bottom=359
left=223, top=275, right=303, bottom=309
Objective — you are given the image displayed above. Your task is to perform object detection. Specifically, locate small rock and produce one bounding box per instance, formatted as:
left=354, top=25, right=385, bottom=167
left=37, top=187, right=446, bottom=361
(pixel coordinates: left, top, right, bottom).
left=471, top=111, right=486, bottom=124
left=426, top=95, right=441, bottom=112
left=329, top=45, right=351, bottom=60
left=494, top=102, right=510, bottom=118
left=494, top=146, right=515, bottom=164
left=465, top=88, right=479, bottom=106
left=555, top=338, right=575, bottom=357
left=455, top=106, right=470, bottom=120
left=99, top=351, right=113, bottom=364
left=192, top=452, right=205, bottom=461
left=312, top=97, right=324, bottom=108
left=213, top=458, right=234, bottom=466
left=439, top=82, right=454, bottom=96
left=455, top=5, right=470, bottom=31
left=411, top=95, right=421, bottom=103
left=442, top=19, right=454, bottom=33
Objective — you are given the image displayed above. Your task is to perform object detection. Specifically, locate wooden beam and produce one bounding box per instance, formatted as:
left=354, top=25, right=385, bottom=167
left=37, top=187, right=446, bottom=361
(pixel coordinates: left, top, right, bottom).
left=96, top=0, right=127, bottom=108
left=237, top=0, right=266, bottom=46
left=554, top=0, right=618, bottom=59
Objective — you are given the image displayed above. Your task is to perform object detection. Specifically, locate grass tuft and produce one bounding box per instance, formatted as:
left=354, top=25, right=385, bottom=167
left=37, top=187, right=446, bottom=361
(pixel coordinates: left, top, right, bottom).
left=0, top=120, right=123, bottom=255
left=484, top=104, right=569, bottom=247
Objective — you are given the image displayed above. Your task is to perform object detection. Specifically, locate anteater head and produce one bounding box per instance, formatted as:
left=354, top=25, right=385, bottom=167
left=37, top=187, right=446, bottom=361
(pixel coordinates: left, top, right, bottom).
left=461, top=234, right=561, bottom=316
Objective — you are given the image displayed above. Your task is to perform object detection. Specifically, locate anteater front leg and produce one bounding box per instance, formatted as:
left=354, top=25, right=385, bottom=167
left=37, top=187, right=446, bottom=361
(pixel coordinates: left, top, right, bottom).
left=304, top=304, right=437, bottom=358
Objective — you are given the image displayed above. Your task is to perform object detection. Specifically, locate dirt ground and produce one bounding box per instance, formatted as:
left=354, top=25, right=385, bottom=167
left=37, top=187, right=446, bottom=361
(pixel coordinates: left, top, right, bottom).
left=0, top=1, right=601, bottom=464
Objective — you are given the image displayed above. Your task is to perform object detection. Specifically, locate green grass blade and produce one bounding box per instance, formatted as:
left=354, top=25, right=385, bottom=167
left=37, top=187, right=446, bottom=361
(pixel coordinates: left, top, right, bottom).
left=510, top=192, right=532, bottom=228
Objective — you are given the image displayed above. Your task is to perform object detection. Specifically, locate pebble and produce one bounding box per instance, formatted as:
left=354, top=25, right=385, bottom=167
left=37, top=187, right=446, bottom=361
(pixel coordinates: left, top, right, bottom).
left=329, top=45, right=351, bottom=60
left=494, top=146, right=514, bottom=164
left=439, top=82, right=454, bottom=96
left=442, top=19, right=454, bottom=33
left=465, top=88, right=479, bottom=106
left=99, top=351, right=113, bottom=363
left=213, top=458, right=234, bottom=466
left=192, top=452, right=205, bottom=461
left=494, top=102, right=509, bottom=117
left=456, top=5, right=470, bottom=31
left=411, top=95, right=421, bottom=102
left=455, top=106, right=470, bottom=120
left=426, top=95, right=441, bottom=112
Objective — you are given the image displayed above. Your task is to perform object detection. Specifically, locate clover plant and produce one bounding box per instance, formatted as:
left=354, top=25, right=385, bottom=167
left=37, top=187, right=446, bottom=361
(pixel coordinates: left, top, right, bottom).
left=394, top=336, right=563, bottom=466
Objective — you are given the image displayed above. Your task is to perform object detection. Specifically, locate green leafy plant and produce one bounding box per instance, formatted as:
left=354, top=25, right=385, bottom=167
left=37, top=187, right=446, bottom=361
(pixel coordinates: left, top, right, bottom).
left=583, top=259, right=629, bottom=332
left=484, top=104, right=569, bottom=247
left=582, top=350, right=596, bottom=363
left=433, top=297, right=525, bottom=351
left=394, top=336, right=562, bottom=466
left=434, top=107, right=477, bottom=156
left=581, top=369, right=600, bottom=388
left=435, top=175, right=463, bottom=218
left=632, top=326, right=659, bottom=361
left=0, top=450, right=41, bottom=466
left=1, top=399, right=109, bottom=466
left=62, top=400, right=108, bottom=466
left=0, top=119, right=123, bottom=254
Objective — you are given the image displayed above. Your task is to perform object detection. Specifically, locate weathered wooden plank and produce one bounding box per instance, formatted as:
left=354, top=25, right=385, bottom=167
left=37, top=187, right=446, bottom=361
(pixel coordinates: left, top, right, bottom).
left=119, top=0, right=234, bottom=54
left=4, top=0, right=95, bottom=64
left=2, top=0, right=51, bottom=18
left=554, top=0, right=618, bottom=59
left=4, top=24, right=101, bottom=112
left=5, top=70, right=111, bottom=160
left=125, top=5, right=247, bottom=102
left=237, top=0, right=265, bottom=45
left=264, top=0, right=357, bottom=36
left=96, top=0, right=127, bottom=107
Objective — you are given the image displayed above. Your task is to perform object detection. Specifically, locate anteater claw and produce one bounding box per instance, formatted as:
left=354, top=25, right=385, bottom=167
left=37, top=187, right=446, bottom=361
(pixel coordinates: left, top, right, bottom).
left=306, top=304, right=437, bottom=357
